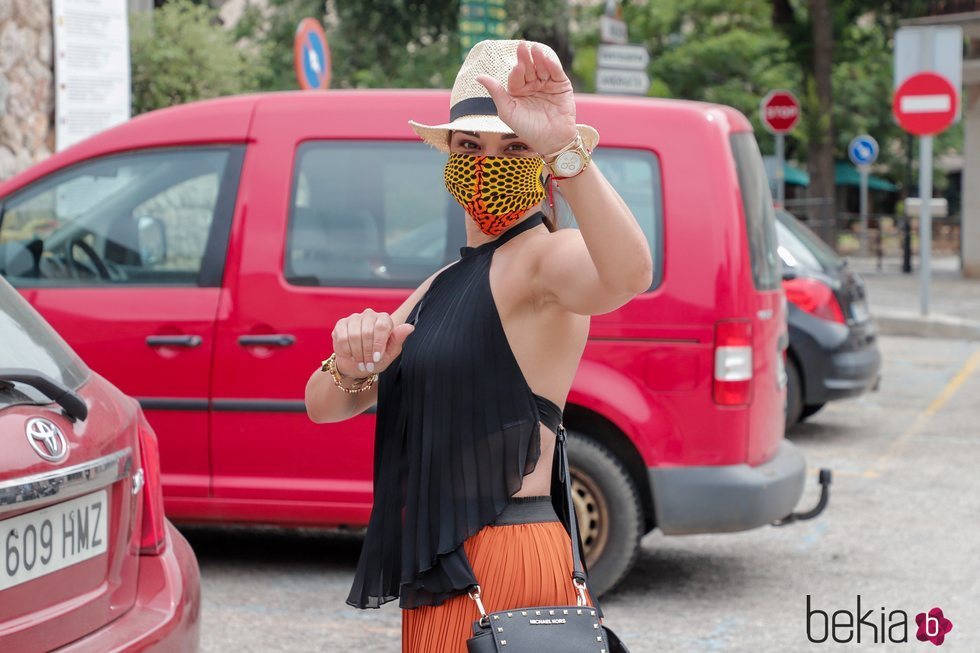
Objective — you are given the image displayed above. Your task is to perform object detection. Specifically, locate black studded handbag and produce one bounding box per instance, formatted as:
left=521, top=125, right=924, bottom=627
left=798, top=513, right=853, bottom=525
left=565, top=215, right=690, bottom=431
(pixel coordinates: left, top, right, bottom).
left=465, top=423, right=631, bottom=653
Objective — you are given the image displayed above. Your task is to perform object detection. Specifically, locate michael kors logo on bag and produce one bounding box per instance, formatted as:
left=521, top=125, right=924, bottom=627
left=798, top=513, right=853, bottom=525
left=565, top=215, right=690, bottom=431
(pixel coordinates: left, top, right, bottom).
left=528, top=618, right=567, bottom=625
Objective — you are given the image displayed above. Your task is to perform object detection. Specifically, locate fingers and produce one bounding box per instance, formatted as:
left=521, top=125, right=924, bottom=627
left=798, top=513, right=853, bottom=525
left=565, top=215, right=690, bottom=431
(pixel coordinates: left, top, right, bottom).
left=518, top=41, right=537, bottom=85
left=333, top=309, right=389, bottom=376
left=370, top=313, right=393, bottom=371
left=529, top=43, right=552, bottom=83
left=534, top=43, right=567, bottom=84
left=476, top=74, right=510, bottom=109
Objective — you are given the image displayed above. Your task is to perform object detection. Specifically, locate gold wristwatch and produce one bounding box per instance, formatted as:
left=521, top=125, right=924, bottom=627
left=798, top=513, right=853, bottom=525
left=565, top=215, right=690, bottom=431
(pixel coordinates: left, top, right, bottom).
left=542, top=133, right=592, bottom=179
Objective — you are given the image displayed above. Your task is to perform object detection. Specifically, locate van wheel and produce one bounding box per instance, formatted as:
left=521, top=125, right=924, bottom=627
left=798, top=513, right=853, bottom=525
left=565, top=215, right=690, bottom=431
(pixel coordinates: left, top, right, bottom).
left=801, top=402, right=826, bottom=420
left=566, top=430, right=643, bottom=597
left=785, top=357, right=804, bottom=430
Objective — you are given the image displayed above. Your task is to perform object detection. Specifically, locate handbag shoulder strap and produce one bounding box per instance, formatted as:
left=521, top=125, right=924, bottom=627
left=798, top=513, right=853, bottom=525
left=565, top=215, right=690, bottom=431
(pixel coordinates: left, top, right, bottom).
left=467, top=421, right=604, bottom=620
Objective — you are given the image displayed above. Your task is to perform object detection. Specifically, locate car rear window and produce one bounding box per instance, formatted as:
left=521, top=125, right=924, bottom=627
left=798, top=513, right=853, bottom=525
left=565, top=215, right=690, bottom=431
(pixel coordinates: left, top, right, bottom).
left=0, top=278, right=88, bottom=409
left=730, top=133, right=781, bottom=291
left=776, top=210, right=840, bottom=274
left=283, top=141, right=663, bottom=290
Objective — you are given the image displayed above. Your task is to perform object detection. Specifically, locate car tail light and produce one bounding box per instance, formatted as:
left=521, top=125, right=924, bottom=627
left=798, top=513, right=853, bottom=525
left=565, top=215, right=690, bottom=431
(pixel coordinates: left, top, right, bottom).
left=713, top=320, right=753, bottom=406
left=137, top=415, right=167, bottom=555
left=783, top=277, right=846, bottom=324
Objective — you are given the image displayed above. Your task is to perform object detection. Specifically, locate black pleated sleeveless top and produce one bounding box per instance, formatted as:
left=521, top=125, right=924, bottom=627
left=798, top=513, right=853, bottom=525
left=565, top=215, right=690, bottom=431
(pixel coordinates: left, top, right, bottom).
left=346, top=211, right=566, bottom=610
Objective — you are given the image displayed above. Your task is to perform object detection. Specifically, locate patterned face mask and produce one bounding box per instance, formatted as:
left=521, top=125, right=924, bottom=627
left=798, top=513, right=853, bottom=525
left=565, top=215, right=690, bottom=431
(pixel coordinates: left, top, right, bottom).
left=443, top=152, right=546, bottom=236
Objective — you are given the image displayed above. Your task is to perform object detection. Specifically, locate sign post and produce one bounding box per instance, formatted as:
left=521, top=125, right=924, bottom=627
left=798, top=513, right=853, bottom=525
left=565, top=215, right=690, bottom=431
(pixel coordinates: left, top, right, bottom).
left=893, top=25, right=963, bottom=315
left=294, top=18, right=331, bottom=90
left=848, top=135, right=879, bottom=254
left=892, top=71, right=959, bottom=315
left=760, top=90, right=801, bottom=209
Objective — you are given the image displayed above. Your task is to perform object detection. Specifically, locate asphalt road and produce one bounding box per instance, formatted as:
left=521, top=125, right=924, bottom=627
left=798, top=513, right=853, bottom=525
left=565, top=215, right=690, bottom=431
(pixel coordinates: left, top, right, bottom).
left=181, top=335, right=980, bottom=652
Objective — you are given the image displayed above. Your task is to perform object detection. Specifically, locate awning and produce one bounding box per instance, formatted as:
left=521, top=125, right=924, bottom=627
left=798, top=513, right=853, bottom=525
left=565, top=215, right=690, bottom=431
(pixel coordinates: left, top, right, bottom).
left=834, top=161, right=898, bottom=192
left=763, top=156, right=810, bottom=187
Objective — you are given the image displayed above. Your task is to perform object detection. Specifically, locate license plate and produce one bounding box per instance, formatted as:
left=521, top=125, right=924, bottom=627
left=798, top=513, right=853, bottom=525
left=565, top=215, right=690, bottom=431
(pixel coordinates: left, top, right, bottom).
left=851, top=299, right=870, bottom=323
left=1, top=489, right=108, bottom=591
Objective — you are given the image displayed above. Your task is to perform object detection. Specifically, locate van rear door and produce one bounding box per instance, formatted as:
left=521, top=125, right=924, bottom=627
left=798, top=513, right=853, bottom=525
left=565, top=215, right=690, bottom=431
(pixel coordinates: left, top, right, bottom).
left=729, top=132, right=788, bottom=465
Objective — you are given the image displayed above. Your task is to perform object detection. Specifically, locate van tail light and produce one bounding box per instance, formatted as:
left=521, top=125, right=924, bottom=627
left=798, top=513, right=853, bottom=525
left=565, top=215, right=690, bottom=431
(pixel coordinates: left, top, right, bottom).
left=137, top=415, right=167, bottom=555
left=782, top=277, right=846, bottom=324
left=713, top=320, right=753, bottom=406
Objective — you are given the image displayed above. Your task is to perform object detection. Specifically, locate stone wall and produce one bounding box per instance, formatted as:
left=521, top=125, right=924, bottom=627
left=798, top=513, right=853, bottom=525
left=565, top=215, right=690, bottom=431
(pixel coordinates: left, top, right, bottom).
left=0, top=0, right=54, bottom=182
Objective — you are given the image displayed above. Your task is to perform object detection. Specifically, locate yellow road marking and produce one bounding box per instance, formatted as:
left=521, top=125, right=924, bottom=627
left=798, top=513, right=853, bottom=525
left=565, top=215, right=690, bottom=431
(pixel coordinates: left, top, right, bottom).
left=866, top=348, right=980, bottom=476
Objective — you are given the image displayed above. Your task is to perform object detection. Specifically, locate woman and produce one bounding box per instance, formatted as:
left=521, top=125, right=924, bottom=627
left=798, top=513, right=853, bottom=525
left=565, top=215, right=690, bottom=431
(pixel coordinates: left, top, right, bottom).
left=305, top=39, right=651, bottom=652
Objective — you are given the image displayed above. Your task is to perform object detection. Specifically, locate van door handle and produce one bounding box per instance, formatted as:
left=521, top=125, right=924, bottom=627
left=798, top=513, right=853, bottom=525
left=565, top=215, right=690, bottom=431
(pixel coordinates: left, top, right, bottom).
left=146, top=335, right=202, bottom=348
left=238, top=334, right=296, bottom=347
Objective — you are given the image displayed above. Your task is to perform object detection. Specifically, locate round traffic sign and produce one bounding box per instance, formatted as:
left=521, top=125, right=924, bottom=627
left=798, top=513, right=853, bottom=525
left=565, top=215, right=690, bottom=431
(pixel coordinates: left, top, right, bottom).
left=294, top=18, right=331, bottom=90
left=892, top=72, right=958, bottom=136
left=760, top=90, right=800, bottom=134
left=848, top=135, right=879, bottom=167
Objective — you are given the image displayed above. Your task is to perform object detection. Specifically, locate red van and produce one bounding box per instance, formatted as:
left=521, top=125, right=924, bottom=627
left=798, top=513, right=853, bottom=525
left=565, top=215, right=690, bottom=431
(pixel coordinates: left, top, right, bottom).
left=0, top=89, right=822, bottom=595
left=0, top=276, right=200, bottom=651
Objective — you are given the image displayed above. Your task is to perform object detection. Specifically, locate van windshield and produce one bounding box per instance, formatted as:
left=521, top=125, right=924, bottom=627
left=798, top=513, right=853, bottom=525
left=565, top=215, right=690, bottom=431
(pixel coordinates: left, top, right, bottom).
left=730, top=133, right=781, bottom=291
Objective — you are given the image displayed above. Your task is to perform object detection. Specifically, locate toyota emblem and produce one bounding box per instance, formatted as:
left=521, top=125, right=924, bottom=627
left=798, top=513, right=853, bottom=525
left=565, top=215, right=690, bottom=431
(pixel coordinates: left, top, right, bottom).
left=25, top=417, right=69, bottom=462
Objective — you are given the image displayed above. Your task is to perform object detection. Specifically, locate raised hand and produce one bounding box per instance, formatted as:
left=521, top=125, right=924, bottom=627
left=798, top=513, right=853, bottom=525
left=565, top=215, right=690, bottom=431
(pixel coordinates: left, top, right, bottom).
left=475, top=41, right=578, bottom=157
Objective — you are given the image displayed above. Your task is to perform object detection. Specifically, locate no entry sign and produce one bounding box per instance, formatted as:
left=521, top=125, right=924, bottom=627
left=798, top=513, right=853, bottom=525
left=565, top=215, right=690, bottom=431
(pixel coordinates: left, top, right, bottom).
left=892, top=72, right=958, bottom=136
left=760, top=90, right=800, bottom=134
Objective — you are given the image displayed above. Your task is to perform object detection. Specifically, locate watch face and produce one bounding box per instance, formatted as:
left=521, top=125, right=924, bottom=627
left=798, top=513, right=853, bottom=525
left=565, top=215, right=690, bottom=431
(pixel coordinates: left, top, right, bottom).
left=554, top=150, right=585, bottom=176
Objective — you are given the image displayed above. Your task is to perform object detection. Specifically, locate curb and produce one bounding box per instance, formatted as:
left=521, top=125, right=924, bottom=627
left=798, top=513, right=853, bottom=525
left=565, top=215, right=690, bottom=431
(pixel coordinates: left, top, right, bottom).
left=873, top=309, right=980, bottom=341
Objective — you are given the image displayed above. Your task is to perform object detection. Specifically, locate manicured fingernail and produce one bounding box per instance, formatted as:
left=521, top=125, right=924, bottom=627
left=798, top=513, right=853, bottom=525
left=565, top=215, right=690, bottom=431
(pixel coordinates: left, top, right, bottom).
left=358, top=362, right=366, bottom=372
left=373, top=351, right=381, bottom=362
left=366, top=362, right=375, bottom=372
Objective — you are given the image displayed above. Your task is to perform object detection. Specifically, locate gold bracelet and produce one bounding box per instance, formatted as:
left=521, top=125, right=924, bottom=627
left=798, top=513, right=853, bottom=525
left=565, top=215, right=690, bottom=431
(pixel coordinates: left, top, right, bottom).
left=320, top=353, right=378, bottom=394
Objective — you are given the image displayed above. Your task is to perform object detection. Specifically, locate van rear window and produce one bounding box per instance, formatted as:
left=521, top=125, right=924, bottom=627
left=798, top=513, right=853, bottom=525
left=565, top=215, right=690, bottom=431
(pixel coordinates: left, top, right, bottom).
left=730, top=133, right=781, bottom=291
left=284, top=141, right=663, bottom=290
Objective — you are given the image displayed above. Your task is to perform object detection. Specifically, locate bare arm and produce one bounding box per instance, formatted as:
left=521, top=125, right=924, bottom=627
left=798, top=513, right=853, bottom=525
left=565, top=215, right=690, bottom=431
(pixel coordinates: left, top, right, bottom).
left=304, top=263, right=453, bottom=423
left=533, top=163, right=653, bottom=316
left=475, top=41, right=653, bottom=317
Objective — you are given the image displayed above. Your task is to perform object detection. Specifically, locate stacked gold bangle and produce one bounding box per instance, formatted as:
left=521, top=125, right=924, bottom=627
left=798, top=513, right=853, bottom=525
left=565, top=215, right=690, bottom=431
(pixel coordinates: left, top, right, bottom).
left=320, top=352, right=379, bottom=393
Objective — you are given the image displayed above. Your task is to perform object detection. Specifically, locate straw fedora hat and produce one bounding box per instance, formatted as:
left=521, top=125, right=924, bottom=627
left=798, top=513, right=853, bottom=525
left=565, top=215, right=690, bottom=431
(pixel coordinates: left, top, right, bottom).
left=408, top=39, right=599, bottom=155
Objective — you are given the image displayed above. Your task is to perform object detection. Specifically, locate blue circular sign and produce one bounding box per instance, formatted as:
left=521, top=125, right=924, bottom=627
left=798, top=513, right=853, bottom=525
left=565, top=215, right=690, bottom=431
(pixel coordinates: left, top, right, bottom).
left=848, top=135, right=879, bottom=167
left=294, top=18, right=330, bottom=90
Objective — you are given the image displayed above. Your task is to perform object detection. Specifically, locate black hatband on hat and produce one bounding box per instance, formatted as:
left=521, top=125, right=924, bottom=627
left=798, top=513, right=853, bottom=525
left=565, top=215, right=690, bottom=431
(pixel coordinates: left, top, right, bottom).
left=449, top=97, right=499, bottom=122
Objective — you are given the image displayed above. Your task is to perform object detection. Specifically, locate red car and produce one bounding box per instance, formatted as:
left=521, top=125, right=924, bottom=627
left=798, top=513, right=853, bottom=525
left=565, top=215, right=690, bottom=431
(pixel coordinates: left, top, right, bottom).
left=0, top=277, right=200, bottom=651
left=0, top=89, right=823, bottom=595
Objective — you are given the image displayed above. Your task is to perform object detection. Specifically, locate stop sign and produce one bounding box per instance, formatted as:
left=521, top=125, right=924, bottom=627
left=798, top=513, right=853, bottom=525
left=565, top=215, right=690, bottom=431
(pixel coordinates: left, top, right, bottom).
left=760, top=90, right=801, bottom=134
left=892, top=71, right=958, bottom=136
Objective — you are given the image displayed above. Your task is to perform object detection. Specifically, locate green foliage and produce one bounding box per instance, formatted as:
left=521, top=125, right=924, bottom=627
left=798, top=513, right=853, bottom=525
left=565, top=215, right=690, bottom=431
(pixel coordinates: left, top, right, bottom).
left=245, top=0, right=329, bottom=91
left=326, top=1, right=463, bottom=88
left=129, top=0, right=265, bottom=114
left=572, top=0, right=800, bottom=152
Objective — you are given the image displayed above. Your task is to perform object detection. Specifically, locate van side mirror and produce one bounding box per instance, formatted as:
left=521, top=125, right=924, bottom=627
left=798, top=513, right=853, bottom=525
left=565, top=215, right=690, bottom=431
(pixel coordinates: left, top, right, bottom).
left=136, top=216, right=167, bottom=266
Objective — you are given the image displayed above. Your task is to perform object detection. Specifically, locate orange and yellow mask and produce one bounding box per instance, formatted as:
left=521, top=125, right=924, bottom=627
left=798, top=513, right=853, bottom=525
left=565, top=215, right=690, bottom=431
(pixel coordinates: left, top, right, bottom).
left=443, top=153, right=546, bottom=236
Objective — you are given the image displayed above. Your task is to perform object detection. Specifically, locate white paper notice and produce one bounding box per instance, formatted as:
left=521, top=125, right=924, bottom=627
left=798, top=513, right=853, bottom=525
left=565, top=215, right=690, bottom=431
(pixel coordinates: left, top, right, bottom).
left=53, top=0, right=131, bottom=152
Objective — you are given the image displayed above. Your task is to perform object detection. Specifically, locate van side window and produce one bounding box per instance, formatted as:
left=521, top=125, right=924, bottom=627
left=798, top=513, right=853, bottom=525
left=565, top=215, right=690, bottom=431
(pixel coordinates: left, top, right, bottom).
left=730, top=133, right=781, bottom=291
left=574, top=148, right=664, bottom=291
left=285, top=141, right=460, bottom=288
left=0, top=147, right=242, bottom=288
left=283, top=142, right=663, bottom=291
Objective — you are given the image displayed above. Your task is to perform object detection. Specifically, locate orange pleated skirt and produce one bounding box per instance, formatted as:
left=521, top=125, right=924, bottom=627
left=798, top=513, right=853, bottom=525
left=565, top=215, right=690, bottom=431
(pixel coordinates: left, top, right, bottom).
left=401, top=498, right=596, bottom=653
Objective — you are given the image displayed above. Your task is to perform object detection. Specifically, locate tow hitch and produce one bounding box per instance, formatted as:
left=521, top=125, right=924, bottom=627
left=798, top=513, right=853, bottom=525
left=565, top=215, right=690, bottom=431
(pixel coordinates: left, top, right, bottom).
left=771, top=467, right=832, bottom=526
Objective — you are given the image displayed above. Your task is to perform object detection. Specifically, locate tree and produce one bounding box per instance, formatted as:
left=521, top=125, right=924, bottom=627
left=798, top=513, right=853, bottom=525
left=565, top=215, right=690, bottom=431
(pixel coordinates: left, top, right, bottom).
left=130, top=0, right=265, bottom=114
